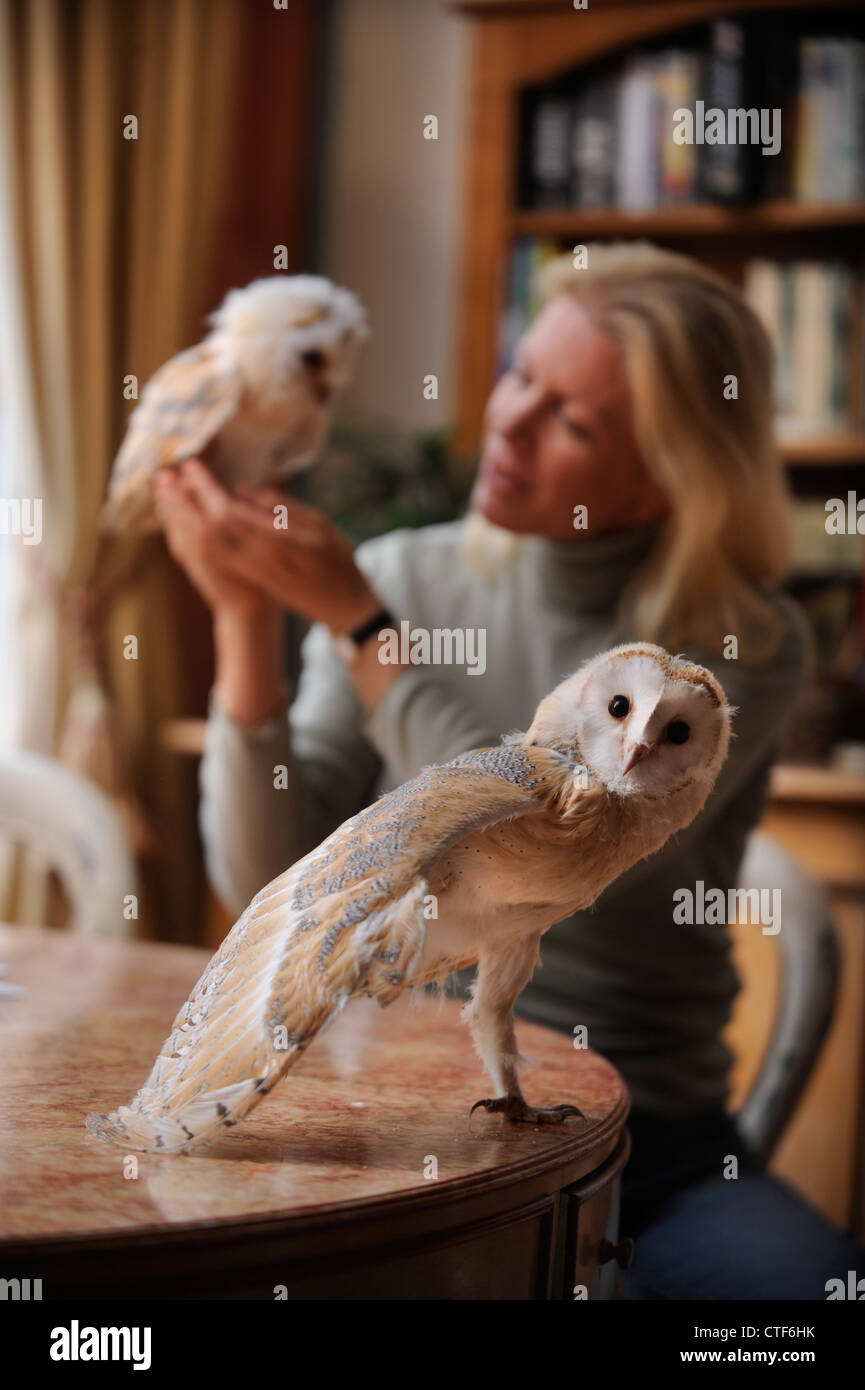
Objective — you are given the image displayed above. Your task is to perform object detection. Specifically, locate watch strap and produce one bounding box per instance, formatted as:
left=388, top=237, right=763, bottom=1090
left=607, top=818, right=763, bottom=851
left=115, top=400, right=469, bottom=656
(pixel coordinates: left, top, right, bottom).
left=347, top=607, right=395, bottom=648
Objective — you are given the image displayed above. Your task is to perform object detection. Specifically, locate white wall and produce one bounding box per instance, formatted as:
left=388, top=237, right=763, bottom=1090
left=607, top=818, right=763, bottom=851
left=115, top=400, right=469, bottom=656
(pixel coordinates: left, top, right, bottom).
left=319, top=0, right=469, bottom=429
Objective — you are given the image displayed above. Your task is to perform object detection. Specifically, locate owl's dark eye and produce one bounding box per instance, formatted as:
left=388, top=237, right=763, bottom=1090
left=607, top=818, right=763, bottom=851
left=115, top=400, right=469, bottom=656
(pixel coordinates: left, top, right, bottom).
left=608, top=695, right=630, bottom=719
left=667, top=720, right=690, bottom=745
left=300, top=349, right=325, bottom=369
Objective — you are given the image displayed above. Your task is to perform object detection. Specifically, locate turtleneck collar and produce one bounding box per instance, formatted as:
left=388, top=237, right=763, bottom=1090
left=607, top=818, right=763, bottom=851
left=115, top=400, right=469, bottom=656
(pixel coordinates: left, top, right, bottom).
left=523, top=519, right=663, bottom=616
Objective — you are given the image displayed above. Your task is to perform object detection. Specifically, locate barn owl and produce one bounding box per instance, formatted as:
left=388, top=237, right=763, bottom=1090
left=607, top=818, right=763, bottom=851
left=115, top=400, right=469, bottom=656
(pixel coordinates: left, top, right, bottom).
left=101, top=275, right=368, bottom=532
left=86, top=644, right=731, bottom=1152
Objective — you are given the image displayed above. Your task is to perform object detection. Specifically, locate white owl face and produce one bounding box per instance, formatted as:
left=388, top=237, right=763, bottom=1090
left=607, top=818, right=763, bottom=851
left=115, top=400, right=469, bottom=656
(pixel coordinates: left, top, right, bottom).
left=210, top=275, right=368, bottom=405
left=530, top=643, right=731, bottom=799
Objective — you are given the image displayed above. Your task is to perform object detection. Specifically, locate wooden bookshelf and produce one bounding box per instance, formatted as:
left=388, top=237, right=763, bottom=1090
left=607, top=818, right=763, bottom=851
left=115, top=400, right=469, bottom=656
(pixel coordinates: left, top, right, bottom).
left=512, top=200, right=865, bottom=240
left=452, top=0, right=865, bottom=461
left=781, top=436, right=865, bottom=468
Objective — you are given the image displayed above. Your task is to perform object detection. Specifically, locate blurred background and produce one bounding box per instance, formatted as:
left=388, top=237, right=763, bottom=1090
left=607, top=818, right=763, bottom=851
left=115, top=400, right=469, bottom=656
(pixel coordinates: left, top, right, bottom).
left=0, top=0, right=863, bottom=1238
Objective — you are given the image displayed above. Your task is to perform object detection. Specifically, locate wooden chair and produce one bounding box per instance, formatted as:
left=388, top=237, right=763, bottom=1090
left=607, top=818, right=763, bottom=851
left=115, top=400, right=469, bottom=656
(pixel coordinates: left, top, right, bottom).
left=0, top=749, right=138, bottom=939
left=735, top=832, right=840, bottom=1164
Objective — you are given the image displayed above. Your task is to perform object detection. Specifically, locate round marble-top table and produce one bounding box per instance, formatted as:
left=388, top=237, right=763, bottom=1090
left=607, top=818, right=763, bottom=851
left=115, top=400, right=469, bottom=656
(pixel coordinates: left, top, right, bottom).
left=0, top=925, right=631, bottom=1299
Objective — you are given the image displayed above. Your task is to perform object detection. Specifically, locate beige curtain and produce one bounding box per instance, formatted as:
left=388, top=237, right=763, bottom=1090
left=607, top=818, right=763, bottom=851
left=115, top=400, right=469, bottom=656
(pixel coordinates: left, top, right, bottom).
left=0, top=0, right=241, bottom=940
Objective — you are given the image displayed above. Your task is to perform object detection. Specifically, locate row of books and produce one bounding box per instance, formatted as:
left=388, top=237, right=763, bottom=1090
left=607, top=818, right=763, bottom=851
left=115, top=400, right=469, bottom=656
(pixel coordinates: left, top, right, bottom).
left=744, top=260, right=865, bottom=439
left=497, top=238, right=561, bottom=375
left=519, top=19, right=865, bottom=210
left=498, top=240, right=865, bottom=440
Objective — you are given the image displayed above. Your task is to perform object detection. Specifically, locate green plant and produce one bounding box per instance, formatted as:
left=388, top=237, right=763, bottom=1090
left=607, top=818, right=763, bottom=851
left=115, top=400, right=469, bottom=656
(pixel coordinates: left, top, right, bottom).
left=304, top=409, right=475, bottom=545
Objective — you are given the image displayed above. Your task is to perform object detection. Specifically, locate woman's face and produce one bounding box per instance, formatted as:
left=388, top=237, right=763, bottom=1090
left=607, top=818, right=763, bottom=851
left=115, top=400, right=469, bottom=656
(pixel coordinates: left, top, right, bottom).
left=471, top=295, right=669, bottom=541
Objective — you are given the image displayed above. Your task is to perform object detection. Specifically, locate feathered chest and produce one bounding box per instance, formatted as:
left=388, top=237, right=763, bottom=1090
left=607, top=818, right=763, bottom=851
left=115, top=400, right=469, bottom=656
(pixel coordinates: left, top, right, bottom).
left=427, top=779, right=631, bottom=920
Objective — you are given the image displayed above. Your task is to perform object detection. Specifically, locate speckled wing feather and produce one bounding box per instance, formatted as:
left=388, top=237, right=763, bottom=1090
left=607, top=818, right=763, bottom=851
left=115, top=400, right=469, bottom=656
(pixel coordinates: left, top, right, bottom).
left=86, top=745, right=553, bottom=1152
left=100, top=343, right=241, bottom=532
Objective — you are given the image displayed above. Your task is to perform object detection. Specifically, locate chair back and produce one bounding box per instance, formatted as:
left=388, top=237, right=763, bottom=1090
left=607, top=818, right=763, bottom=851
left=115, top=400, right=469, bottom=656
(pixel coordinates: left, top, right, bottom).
left=736, top=832, right=839, bottom=1164
left=0, top=749, right=138, bottom=937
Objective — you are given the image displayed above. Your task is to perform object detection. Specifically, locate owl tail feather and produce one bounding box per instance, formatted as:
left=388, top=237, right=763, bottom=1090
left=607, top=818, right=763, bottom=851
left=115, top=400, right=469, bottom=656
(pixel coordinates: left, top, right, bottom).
left=86, top=876, right=427, bottom=1154
left=85, top=1067, right=299, bottom=1155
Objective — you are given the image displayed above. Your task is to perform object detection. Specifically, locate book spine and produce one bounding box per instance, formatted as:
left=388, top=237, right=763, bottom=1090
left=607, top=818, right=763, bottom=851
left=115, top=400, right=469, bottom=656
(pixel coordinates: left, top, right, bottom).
left=703, top=16, right=756, bottom=205
left=817, top=41, right=846, bottom=202
left=659, top=50, right=697, bottom=204
left=855, top=45, right=865, bottom=200
left=829, top=263, right=853, bottom=430
left=761, top=21, right=796, bottom=200
left=777, top=264, right=796, bottom=429
left=497, top=240, right=528, bottom=374
left=572, top=76, right=617, bottom=208
left=525, top=92, right=574, bottom=209
left=832, top=39, right=865, bottom=203
left=529, top=239, right=561, bottom=320
left=794, top=39, right=821, bottom=200
left=616, top=56, right=658, bottom=209
left=745, top=259, right=796, bottom=431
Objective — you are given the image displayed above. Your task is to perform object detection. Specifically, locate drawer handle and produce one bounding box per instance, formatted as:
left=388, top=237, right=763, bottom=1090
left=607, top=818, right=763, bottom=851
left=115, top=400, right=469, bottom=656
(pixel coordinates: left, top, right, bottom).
left=598, top=1236, right=634, bottom=1271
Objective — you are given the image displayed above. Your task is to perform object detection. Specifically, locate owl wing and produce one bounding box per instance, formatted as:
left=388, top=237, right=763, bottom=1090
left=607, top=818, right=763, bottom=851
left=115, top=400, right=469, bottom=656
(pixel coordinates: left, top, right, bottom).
left=86, top=745, right=553, bottom=1152
left=100, top=343, right=242, bottom=532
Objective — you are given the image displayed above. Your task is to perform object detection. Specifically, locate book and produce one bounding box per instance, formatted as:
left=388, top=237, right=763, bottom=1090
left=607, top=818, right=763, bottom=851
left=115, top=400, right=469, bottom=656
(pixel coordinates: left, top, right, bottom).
left=657, top=49, right=700, bottom=204
left=794, top=38, right=821, bottom=200
left=572, top=73, right=618, bottom=208
left=792, top=262, right=832, bottom=434
left=497, top=238, right=561, bottom=373
left=794, top=37, right=865, bottom=203
left=616, top=55, right=659, bottom=209
left=744, top=260, right=793, bottom=425
left=832, top=39, right=865, bottom=201
left=745, top=258, right=860, bottom=438
left=760, top=21, right=798, bottom=201
left=521, top=87, right=575, bottom=209
left=828, top=264, right=854, bottom=430
left=701, top=16, right=760, bottom=204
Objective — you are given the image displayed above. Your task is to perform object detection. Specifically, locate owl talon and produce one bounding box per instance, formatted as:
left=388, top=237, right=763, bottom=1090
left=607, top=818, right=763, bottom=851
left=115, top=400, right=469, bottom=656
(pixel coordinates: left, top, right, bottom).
left=470, top=1097, right=585, bottom=1124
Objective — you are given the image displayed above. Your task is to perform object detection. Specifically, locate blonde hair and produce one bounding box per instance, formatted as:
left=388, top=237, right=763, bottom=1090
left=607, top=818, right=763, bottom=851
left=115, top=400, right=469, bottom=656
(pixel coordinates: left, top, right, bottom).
left=469, top=242, right=794, bottom=659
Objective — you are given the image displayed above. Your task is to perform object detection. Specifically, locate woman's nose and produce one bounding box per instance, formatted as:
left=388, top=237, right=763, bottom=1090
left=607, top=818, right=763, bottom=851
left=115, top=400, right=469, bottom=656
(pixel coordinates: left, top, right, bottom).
left=500, top=384, right=545, bottom=441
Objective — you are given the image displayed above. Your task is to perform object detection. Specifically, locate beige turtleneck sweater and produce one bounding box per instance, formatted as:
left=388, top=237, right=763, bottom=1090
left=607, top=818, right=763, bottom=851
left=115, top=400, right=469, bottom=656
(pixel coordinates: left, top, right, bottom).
left=199, top=518, right=810, bottom=1116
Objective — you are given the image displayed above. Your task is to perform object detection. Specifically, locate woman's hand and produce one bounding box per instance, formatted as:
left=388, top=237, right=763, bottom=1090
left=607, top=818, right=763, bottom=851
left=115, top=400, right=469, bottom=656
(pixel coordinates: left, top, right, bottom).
left=153, top=459, right=382, bottom=635
left=152, top=462, right=284, bottom=728
left=152, top=463, right=273, bottom=623
left=153, top=458, right=403, bottom=722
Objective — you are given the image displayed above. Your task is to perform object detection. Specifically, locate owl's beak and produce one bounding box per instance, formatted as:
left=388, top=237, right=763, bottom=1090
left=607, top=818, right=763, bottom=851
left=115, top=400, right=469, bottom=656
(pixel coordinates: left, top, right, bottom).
left=623, top=742, right=651, bottom=775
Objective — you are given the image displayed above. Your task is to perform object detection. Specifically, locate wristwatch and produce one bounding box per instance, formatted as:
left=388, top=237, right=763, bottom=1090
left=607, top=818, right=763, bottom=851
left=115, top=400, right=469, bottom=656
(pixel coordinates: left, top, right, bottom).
left=332, top=607, right=395, bottom=667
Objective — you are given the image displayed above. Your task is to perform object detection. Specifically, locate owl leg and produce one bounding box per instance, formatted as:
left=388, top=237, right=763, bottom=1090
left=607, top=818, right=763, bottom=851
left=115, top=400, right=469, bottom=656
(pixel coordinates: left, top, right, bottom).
left=463, top=934, right=584, bottom=1125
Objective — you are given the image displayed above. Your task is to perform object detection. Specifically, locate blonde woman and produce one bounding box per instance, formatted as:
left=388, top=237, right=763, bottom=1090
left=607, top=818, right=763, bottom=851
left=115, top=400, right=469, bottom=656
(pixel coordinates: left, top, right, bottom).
left=154, top=243, right=864, bottom=1299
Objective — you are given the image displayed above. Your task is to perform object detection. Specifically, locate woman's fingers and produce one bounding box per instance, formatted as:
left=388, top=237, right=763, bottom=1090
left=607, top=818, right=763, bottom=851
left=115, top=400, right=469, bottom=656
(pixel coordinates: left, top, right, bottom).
left=215, top=537, right=284, bottom=592
left=152, top=458, right=375, bottom=627
left=177, top=460, right=317, bottom=545
left=152, top=469, right=199, bottom=535
left=234, top=479, right=332, bottom=538
left=154, top=467, right=236, bottom=566
left=235, top=481, right=323, bottom=523
left=175, top=458, right=239, bottom=523
left=227, top=490, right=325, bottom=547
